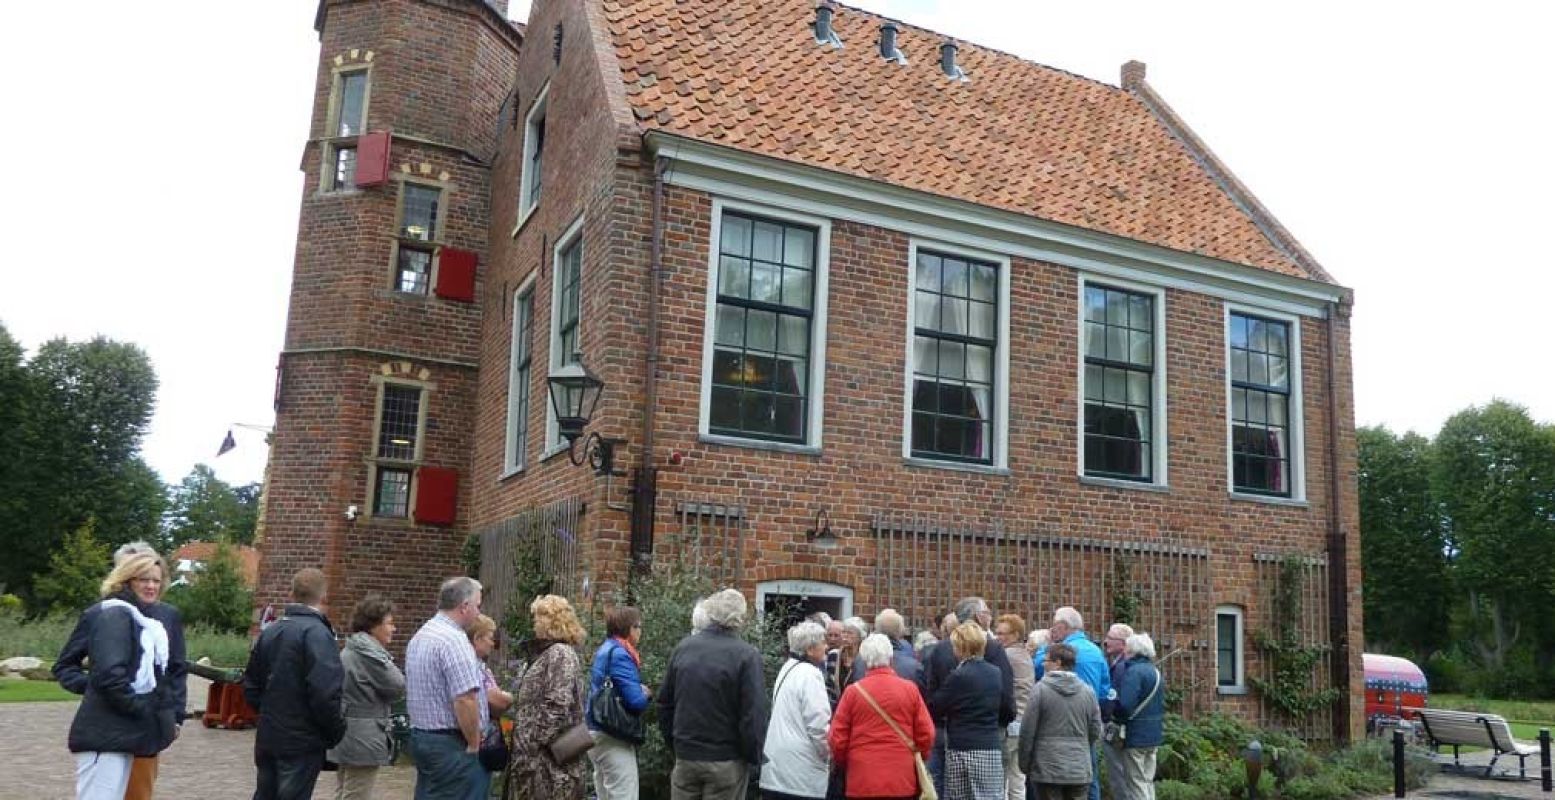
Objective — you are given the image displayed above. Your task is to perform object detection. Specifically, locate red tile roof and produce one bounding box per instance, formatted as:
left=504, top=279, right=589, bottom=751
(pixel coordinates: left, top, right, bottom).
left=172, top=542, right=260, bottom=588
left=605, top=0, right=1317, bottom=279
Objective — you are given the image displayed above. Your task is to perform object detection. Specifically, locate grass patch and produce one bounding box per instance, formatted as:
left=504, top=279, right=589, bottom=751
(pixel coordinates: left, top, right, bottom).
left=0, top=609, right=252, bottom=667
left=0, top=677, right=76, bottom=703
left=1430, top=693, right=1555, bottom=728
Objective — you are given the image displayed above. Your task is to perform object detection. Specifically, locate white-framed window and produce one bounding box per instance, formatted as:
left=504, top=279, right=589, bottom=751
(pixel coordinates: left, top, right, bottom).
left=370, top=381, right=426, bottom=518
left=1225, top=305, right=1304, bottom=499
left=903, top=239, right=1009, bottom=468
left=699, top=199, right=831, bottom=450
left=1078, top=276, right=1167, bottom=484
left=504, top=277, right=537, bottom=473
left=324, top=67, right=370, bottom=191
left=516, top=83, right=549, bottom=228
left=546, top=215, right=585, bottom=450
left=1216, top=604, right=1246, bottom=694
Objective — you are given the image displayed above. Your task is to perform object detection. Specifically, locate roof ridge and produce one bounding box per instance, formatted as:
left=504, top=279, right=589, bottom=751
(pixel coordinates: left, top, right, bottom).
left=1123, top=72, right=1336, bottom=285
left=826, top=0, right=1129, bottom=96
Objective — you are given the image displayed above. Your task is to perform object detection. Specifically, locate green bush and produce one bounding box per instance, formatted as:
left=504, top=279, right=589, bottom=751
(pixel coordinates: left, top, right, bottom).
left=161, top=541, right=252, bottom=633
left=184, top=624, right=253, bottom=666
left=1154, top=780, right=1208, bottom=800
left=0, top=594, right=23, bottom=615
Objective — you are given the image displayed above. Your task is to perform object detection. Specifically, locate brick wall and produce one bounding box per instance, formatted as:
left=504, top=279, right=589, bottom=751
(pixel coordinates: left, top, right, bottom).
left=259, top=0, right=519, bottom=642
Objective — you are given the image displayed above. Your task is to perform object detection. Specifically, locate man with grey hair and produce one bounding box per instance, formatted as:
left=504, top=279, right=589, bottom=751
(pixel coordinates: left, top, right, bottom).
left=850, top=608, right=922, bottom=688
left=54, top=541, right=188, bottom=800
left=660, top=588, right=768, bottom=800
left=1110, top=634, right=1165, bottom=800
left=924, top=597, right=1016, bottom=796
left=405, top=576, right=488, bottom=799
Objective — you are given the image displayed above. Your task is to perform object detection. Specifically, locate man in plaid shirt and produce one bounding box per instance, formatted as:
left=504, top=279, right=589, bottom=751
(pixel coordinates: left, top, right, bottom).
left=405, top=576, right=489, bottom=799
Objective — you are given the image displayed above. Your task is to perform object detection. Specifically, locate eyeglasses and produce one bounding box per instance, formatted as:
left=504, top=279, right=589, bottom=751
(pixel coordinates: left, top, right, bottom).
left=132, top=577, right=163, bottom=585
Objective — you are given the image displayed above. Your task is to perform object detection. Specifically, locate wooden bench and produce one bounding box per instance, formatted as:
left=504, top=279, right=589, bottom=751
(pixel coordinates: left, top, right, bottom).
left=1415, top=707, right=1539, bottom=778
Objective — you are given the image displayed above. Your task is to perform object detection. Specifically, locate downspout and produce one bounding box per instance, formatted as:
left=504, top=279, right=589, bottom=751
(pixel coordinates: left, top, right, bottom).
left=1325, top=298, right=1352, bottom=742
left=630, top=156, right=670, bottom=574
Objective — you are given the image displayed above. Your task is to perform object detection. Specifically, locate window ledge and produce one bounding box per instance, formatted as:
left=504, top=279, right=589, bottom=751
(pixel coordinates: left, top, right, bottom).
left=903, top=457, right=1010, bottom=476
left=1229, top=492, right=1309, bottom=509
left=1216, top=686, right=1249, bottom=696
left=699, top=433, right=821, bottom=457
left=512, top=204, right=538, bottom=238
left=362, top=515, right=414, bottom=526
left=1079, top=475, right=1170, bottom=494
left=498, top=464, right=525, bottom=482
left=541, top=442, right=571, bottom=462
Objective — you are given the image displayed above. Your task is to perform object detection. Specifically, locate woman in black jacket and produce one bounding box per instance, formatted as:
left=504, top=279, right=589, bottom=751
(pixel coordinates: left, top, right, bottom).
left=933, top=622, right=1013, bottom=800
left=64, top=552, right=176, bottom=799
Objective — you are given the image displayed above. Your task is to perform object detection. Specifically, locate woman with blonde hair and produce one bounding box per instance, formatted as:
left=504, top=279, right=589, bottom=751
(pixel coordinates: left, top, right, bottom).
left=934, top=623, right=1011, bottom=800
left=468, top=614, right=515, bottom=716
left=509, top=595, right=588, bottom=800
left=63, top=553, right=177, bottom=799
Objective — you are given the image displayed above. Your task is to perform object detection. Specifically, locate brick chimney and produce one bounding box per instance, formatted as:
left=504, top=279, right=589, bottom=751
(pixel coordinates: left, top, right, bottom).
left=1121, top=60, right=1147, bottom=91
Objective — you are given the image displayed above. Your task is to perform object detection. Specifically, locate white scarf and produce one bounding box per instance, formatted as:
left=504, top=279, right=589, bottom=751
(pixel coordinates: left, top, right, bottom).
left=100, top=598, right=169, bottom=695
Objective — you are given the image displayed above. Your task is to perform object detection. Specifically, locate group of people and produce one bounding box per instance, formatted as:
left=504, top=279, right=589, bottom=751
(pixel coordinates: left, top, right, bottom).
left=53, top=549, right=1162, bottom=800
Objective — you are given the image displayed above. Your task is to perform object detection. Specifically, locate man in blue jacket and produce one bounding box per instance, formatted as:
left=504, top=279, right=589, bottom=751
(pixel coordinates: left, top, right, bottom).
left=1035, top=607, right=1111, bottom=800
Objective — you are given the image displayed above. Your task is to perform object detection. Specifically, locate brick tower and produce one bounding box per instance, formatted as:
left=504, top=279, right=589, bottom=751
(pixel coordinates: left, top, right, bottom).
left=258, top=0, right=521, bottom=630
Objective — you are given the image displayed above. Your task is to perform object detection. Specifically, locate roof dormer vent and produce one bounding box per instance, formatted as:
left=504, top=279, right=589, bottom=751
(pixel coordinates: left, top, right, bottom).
left=879, top=22, right=907, bottom=65
left=813, top=3, right=843, bottom=49
left=939, top=41, right=967, bottom=81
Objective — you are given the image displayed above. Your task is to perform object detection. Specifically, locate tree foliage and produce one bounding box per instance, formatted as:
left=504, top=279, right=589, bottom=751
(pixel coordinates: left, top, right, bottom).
left=163, top=464, right=260, bottom=550
left=1359, top=401, right=1555, bottom=696
left=32, top=520, right=112, bottom=614
left=0, top=329, right=163, bottom=606
left=164, top=540, right=253, bottom=633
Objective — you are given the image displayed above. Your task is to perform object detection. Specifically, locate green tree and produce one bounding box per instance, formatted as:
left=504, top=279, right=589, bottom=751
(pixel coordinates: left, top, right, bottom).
left=1357, top=426, right=1451, bottom=661
left=0, top=335, right=160, bottom=606
left=168, top=540, right=253, bottom=633
left=33, top=520, right=112, bottom=613
left=1432, top=401, right=1555, bottom=675
left=163, top=465, right=256, bottom=550
left=0, top=325, right=31, bottom=595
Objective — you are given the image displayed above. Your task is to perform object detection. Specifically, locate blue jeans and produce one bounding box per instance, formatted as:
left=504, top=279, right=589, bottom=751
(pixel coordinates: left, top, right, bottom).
left=253, top=749, right=323, bottom=800
left=411, top=730, right=490, bottom=800
left=1089, top=749, right=1100, bottom=800
left=929, top=729, right=947, bottom=797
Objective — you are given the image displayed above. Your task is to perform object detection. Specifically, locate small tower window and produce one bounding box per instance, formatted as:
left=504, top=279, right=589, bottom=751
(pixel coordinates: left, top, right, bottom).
left=394, top=182, right=444, bottom=295
left=325, top=68, right=370, bottom=192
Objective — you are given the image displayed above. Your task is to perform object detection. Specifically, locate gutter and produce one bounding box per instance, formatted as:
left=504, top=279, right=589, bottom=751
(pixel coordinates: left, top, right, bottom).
left=629, top=156, right=670, bottom=571
left=1325, top=299, right=1353, bottom=742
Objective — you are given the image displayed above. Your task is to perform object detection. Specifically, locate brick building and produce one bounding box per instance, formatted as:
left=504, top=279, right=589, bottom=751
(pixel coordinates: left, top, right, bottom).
left=263, top=0, right=1363, bottom=739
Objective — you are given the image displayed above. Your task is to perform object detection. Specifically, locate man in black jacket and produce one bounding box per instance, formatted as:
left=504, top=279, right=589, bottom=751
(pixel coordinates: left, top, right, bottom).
left=244, top=568, right=346, bottom=800
left=922, top=597, right=1016, bottom=796
left=658, top=588, right=768, bottom=800
left=53, top=542, right=187, bottom=800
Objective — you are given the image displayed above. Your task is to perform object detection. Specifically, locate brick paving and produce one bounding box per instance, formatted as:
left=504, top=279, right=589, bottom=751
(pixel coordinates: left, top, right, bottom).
left=0, top=678, right=418, bottom=800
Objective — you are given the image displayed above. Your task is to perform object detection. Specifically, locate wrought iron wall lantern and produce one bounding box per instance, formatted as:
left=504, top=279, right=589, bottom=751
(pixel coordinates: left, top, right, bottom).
left=806, top=508, right=839, bottom=549
left=546, top=356, right=625, bottom=477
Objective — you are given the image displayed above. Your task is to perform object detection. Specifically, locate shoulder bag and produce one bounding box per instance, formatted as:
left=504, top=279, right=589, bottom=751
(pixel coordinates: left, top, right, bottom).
left=1104, top=666, right=1162, bottom=749
left=855, top=684, right=938, bottom=800
left=588, top=642, right=646, bottom=744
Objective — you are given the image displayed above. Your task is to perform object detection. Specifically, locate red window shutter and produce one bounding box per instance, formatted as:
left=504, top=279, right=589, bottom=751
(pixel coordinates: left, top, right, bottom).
left=354, top=131, right=392, bottom=188
left=413, top=467, right=459, bottom=526
left=435, top=248, right=478, bottom=303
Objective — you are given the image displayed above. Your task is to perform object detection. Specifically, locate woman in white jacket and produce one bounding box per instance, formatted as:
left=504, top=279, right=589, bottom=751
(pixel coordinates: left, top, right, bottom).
left=761, top=620, right=833, bottom=800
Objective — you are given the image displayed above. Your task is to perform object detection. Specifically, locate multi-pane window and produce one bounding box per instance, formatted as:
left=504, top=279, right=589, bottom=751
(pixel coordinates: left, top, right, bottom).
left=1083, top=285, right=1155, bottom=480
left=506, top=289, right=535, bottom=471
left=1216, top=606, right=1244, bottom=691
left=709, top=212, right=816, bottom=442
left=911, top=251, right=997, bottom=463
left=336, top=72, right=367, bottom=136
left=519, top=90, right=548, bottom=219
left=555, top=240, right=581, bottom=365
left=326, top=70, right=367, bottom=191
left=396, top=184, right=441, bottom=295
left=1230, top=312, right=1292, bottom=495
left=373, top=384, right=422, bottom=518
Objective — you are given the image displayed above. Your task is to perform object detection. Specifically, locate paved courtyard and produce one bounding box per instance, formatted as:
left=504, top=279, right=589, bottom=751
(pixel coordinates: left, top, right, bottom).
left=0, top=678, right=418, bottom=800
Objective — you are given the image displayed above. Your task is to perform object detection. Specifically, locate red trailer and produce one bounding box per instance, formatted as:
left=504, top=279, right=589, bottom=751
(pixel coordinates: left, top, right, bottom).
left=1364, top=652, right=1429, bottom=730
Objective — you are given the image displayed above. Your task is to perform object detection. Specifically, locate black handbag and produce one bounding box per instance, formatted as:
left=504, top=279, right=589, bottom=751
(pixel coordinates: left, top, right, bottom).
left=479, top=724, right=509, bottom=772
left=588, top=675, right=645, bottom=744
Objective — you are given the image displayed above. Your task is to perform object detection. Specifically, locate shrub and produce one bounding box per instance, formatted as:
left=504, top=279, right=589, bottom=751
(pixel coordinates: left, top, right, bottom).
left=32, top=521, right=111, bottom=614
left=1154, top=780, right=1208, bottom=800
left=161, top=541, right=252, bottom=633
left=0, top=594, right=22, bottom=615
left=0, top=610, right=74, bottom=660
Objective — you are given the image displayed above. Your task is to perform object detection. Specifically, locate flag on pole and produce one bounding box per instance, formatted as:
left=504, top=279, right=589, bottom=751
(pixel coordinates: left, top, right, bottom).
left=217, top=430, right=237, bottom=457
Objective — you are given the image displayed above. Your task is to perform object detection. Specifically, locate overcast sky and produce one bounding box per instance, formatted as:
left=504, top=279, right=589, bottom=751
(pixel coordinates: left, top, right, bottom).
left=4, top=1, right=1551, bottom=488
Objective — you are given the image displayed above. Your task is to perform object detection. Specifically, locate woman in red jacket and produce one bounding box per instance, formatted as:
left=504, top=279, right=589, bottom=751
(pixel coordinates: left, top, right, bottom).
left=830, top=634, right=936, bottom=800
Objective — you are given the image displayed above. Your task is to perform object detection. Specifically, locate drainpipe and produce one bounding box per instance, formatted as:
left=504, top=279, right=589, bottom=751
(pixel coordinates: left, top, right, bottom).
left=1325, top=298, right=1352, bottom=742
left=630, top=156, right=670, bottom=575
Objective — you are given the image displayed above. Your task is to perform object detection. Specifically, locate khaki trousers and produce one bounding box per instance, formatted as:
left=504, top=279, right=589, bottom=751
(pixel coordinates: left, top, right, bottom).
left=1121, top=748, right=1156, bottom=800
left=1002, top=734, right=1027, bottom=800
left=671, top=759, right=749, bottom=800
left=334, top=765, right=379, bottom=800
left=589, top=731, right=640, bottom=800
left=125, top=755, right=159, bottom=800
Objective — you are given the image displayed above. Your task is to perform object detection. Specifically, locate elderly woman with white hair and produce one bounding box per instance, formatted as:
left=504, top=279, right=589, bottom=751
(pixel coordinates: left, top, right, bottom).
left=1109, top=634, right=1165, bottom=800
left=760, top=621, right=832, bottom=800
left=830, top=634, right=935, bottom=800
